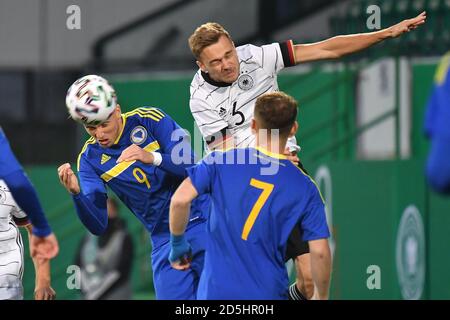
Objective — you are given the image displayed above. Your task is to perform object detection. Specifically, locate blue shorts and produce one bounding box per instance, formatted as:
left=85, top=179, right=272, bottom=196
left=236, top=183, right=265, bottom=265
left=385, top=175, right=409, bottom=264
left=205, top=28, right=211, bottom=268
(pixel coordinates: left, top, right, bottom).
left=151, top=221, right=206, bottom=300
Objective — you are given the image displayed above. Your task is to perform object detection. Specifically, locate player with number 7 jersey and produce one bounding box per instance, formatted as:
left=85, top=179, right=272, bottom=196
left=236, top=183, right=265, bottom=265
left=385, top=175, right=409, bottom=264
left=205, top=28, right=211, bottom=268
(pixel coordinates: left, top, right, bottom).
left=169, top=92, right=331, bottom=299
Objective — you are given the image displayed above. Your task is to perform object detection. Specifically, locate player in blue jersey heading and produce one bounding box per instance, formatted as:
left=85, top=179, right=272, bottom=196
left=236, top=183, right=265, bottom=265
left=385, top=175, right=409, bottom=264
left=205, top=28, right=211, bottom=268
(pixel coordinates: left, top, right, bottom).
left=424, top=51, right=450, bottom=195
left=169, top=91, right=331, bottom=299
left=58, top=75, right=209, bottom=299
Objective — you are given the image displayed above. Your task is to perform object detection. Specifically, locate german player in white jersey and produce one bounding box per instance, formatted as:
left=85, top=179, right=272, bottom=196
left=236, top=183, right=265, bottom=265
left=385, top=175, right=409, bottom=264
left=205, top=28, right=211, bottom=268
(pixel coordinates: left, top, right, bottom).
left=0, top=180, right=55, bottom=300
left=188, top=15, right=426, bottom=300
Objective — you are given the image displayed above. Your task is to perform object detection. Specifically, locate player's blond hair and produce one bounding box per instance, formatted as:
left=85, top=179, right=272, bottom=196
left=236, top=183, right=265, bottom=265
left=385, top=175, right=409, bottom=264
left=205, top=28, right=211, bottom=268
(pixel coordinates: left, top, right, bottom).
left=188, top=22, right=233, bottom=60
left=254, top=92, right=298, bottom=137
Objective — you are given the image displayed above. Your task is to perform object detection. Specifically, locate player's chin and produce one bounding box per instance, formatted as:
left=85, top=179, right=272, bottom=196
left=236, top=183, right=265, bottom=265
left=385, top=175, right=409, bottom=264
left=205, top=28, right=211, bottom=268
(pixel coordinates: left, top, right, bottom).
left=222, top=72, right=238, bottom=83
left=98, top=140, right=112, bottom=148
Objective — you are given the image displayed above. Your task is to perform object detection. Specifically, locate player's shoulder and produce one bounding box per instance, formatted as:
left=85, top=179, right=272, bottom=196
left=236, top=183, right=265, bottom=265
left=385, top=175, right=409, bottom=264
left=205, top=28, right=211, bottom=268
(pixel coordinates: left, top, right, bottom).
left=237, top=43, right=280, bottom=62
left=189, top=71, right=214, bottom=102
left=123, top=107, right=166, bottom=123
left=202, top=147, right=251, bottom=166
left=236, top=43, right=262, bottom=57
left=285, top=162, right=325, bottom=200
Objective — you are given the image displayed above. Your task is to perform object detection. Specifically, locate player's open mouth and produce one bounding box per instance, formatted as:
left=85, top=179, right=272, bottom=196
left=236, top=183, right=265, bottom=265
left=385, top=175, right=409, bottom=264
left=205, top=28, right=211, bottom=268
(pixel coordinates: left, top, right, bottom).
left=98, top=139, right=109, bottom=145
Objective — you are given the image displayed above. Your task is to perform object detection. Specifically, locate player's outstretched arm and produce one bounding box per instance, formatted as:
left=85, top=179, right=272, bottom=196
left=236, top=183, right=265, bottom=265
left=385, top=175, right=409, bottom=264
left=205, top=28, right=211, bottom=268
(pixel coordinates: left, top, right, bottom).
left=24, top=225, right=56, bottom=300
left=168, top=178, right=199, bottom=270
left=294, top=11, right=426, bottom=63
left=308, top=238, right=331, bottom=300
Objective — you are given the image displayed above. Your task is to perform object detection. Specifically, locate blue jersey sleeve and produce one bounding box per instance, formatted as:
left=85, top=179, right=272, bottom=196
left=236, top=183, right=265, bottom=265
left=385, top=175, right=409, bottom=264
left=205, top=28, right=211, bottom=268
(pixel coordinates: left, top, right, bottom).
left=72, top=192, right=108, bottom=235
left=75, top=155, right=108, bottom=234
left=0, top=128, right=22, bottom=177
left=78, top=154, right=107, bottom=195
left=147, top=108, right=197, bottom=178
left=185, top=153, right=217, bottom=195
left=300, top=181, right=330, bottom=241
left=0, top=128, right=51, bottom=237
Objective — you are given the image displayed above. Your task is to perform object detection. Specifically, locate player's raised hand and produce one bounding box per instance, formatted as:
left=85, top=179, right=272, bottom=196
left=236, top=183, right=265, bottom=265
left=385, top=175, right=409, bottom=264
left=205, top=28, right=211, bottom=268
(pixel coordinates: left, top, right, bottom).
left=57, top=163, right=80, bottom=195
left=388, top=11, right=426, bottom=38
left=117, top=144, right=154, bottom=164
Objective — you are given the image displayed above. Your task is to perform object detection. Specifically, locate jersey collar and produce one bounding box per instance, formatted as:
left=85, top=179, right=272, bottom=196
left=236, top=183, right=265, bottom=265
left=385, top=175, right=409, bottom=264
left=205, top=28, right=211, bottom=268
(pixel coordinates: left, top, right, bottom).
left=113, top=114, right=127, bottom=145
left=201, top=71, right=232, bottom=88
left=255, top=146, right=287, bottom=160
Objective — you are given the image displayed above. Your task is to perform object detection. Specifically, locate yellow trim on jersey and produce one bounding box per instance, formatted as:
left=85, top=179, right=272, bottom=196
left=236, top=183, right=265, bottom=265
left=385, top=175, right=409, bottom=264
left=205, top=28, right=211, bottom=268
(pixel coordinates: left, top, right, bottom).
left=255, top=146, right=287, bottom=160
left=100, top=141, right=160, bottom=182
left=113, top=114, right=127, bottom=145
left=77, top=137, right=96, bottom=171
left=142, top=140, right=160, bottom=153
left=124, top=107, right=165, bottom=122
left=435, top=51, right=450, bottom=85
left=292, top=165, right=325, bottom=204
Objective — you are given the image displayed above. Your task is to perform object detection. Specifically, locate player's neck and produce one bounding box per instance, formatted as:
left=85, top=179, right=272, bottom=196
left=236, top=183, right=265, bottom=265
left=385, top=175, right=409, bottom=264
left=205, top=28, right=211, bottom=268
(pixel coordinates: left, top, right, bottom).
left=255, top=135, right=287, bottom=156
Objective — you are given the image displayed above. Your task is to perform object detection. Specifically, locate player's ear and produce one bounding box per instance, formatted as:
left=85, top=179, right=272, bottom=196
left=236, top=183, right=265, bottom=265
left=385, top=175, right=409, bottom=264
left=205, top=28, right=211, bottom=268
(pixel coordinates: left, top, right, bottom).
left=288, top=121, right=299, bottom=138
left=196, top=60, right=207, bottom=73
left=114, top=104, right=121, bottom=117
left=251, top=118, right=257, bottom=134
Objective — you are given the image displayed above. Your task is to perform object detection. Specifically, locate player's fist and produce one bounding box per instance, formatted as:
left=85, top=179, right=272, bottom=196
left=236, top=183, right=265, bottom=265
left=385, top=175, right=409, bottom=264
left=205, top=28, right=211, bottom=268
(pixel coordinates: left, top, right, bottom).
left=169, top=234, right=192, bottom=271
left=30, top=232, right=59, bottom=260
left=388, top=11, right=426, bottom=38
left=117, top=144, right=154, bottom=164
left=57, top=163, right=80, bottom=195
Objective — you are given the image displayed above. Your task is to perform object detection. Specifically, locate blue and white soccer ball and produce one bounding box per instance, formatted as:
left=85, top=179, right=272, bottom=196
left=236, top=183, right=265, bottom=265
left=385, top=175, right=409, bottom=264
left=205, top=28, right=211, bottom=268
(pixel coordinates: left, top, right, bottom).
left=65, top=75, right=117, bottom=125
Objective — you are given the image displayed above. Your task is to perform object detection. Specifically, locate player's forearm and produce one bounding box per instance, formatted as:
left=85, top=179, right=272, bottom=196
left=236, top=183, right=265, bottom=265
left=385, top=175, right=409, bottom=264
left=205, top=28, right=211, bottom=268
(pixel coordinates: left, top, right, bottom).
left=3, top=170, right=52, bottom=237
left=26, top=225, right=52, bottom=289
left=157, top=138, right=200, bottom=178
left=318, top=30, right=390, bottom=59
left=310, top=241, right=332, bottom=299
left=33, top=257, right=51, bottom=289
left=158, top=153, right=194, bottom=178
left=72, top=192, right=108, bottom=235
left=169, top=200, right=191, bottom=235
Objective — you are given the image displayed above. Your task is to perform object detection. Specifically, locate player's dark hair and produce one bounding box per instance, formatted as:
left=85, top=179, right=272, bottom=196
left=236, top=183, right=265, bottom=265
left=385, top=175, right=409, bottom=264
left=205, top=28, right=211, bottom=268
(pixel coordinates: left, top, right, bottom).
left=254, top=92, right=298, bottom=137
left=189, top=22, right=233, bottom=59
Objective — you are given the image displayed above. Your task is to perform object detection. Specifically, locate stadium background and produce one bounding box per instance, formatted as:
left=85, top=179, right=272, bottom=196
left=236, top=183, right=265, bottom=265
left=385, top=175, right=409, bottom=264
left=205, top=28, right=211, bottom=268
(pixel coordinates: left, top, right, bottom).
left=0, top=0, right=449, bottom=299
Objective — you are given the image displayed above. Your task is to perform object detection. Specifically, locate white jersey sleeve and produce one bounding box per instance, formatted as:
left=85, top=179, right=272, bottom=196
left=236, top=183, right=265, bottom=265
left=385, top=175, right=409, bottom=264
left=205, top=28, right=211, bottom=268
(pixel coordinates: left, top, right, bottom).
left=250, top=40, right=296, bottom=76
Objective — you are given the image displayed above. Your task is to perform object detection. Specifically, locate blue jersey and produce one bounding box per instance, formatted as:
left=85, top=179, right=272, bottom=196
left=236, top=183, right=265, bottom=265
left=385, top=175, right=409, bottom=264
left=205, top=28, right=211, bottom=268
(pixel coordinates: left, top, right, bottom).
left=0, top=127, right=22, bottom=177
left=0, top=127, right=51, bottom=236
left=77, top=107, right=208, bottom=248
left=425, top=51, right=450, bottom=140
left=425, top=52, right=450, bottom=194
left=187, top=147, right=330, bottom=299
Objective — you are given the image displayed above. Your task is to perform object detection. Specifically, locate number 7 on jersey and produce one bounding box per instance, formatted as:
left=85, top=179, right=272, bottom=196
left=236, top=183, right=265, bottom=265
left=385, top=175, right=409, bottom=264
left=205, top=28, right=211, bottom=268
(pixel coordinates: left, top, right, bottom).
left=241, top=178, right=274, bottom=240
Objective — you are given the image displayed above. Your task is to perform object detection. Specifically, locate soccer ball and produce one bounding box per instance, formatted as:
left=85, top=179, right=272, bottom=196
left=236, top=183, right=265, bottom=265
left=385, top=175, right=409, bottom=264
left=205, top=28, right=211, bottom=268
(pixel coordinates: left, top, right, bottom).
left=66, top=75, right=117, bottom=125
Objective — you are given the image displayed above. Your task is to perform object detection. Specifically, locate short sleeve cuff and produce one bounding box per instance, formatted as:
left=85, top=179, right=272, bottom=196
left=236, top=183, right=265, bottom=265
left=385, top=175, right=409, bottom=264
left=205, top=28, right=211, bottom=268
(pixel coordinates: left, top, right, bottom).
left=279, top=40, right=296, bottom=67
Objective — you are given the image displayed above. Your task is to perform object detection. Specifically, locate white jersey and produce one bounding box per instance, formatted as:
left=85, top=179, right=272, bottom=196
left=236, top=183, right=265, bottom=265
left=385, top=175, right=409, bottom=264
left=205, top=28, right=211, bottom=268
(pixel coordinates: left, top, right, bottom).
left=0, top=179, right=28, bottom=300
left=190, top=41, right=300, bottom=151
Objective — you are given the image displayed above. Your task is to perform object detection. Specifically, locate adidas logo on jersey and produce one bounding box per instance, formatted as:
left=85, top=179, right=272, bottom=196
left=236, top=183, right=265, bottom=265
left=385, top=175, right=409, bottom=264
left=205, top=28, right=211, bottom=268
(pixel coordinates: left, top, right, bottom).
left=219, top=107, right=227, bottom=117
left=101, top=154, right=111, bottom=165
